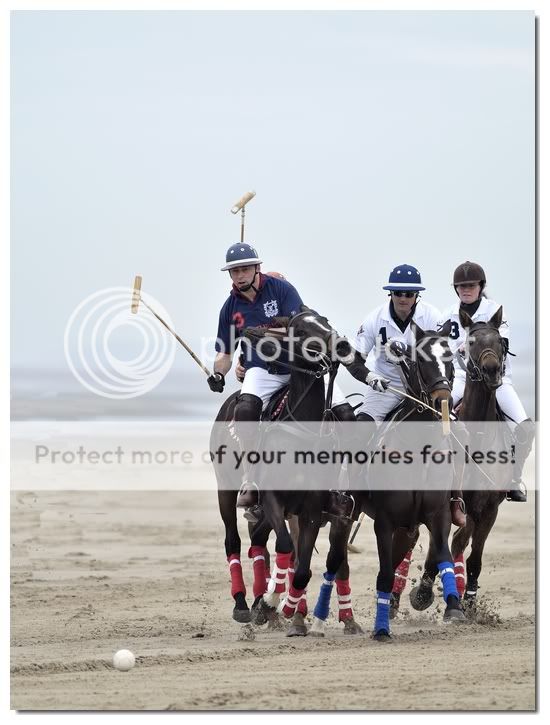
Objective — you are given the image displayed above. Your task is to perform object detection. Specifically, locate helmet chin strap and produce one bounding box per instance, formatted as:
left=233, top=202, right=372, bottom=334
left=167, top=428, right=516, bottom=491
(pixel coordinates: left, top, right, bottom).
left=237, top=266, right=260, bottom=293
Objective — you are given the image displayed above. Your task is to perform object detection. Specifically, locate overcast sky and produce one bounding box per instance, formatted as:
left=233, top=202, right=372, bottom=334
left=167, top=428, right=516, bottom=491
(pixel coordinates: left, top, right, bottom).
left=11, top=10, right=534, bottom=378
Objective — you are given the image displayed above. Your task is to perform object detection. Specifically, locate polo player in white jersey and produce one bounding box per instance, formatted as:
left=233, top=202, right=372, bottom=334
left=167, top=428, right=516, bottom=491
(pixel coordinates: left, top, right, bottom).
left=439, top=261, right=534, bottom=502
left=354, top=264, right=466, bottom=527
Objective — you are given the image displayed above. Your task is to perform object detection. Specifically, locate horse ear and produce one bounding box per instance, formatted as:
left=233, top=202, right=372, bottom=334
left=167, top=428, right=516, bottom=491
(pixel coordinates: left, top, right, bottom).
left=438, top=319, right=453, bottom=338
left=411, top=320, right=425, bottom=340
left=300, top=304, right=310, bottom=313
left=488, top=306, right=503, bottom=329
left=459, top=307, right=473, bottom=329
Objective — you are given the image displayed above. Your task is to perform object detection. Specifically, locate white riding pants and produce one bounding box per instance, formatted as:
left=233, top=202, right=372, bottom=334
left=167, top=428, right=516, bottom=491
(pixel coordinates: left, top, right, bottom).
left=240, top=366, right=346, bottom=409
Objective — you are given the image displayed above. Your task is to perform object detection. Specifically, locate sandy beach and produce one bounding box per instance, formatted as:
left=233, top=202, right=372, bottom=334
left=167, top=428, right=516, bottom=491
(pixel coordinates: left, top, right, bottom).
left=11, top=473, right=535, bottom=711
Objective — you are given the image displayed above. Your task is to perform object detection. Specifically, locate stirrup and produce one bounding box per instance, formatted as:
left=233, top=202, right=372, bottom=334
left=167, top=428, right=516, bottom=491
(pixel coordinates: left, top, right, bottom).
left=237, top=481, right=260, bottom=508
left=323, top=490, right=356, bottom=520
left=450, top=496, right=466, bottom=515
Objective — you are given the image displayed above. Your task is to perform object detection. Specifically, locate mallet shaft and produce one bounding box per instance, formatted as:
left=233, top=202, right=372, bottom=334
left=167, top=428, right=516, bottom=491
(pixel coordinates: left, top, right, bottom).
left=140, top=299, right=212, bottom=377
left=349, top=512, right=365, bottom=546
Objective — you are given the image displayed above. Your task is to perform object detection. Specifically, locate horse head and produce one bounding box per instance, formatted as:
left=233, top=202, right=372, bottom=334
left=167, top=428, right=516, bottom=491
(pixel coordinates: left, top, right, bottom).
left=407, top=320, right=455, bottom=413
left=243, top=305, right=342, bottom=377
left=459, top=306, right=504, bottom=391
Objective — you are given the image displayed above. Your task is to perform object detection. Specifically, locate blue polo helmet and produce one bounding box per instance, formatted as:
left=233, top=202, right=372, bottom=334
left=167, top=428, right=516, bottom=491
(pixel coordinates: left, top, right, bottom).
left=221, top=243, right=262, bottom=271
left=382, top=264, right=425, bottom=291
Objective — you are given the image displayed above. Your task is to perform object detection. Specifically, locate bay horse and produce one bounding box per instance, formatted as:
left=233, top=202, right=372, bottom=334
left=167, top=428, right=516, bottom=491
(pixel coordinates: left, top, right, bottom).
left=310, top=321, right=465, bottom=640
left=211, top=305, right=362, bottom=633
left=408, top=306, right=514, bottom=613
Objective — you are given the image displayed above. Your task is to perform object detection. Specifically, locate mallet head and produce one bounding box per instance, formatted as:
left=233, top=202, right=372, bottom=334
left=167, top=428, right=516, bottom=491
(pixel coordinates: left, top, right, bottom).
left=231, top=190, right=256, bottom=214
left=131, top=275, right=142, bottom=314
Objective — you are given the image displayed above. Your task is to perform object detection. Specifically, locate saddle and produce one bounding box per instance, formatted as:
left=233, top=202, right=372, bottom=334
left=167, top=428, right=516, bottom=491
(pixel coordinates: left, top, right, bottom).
left=261, top=385, right=290, bottom=421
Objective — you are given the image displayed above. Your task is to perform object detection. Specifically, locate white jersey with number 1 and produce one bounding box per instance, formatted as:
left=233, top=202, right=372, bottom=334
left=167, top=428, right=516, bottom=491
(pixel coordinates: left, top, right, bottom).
left=353, top=299, right=442, bottom=387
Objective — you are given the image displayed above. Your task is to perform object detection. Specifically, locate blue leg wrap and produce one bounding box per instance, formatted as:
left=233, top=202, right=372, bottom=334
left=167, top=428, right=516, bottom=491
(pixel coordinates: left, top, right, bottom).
left=313, top=572, right=336, bottom=621
left=374, top=591, right=391, bottom=634
left=438, top=561, right=459, bottom=602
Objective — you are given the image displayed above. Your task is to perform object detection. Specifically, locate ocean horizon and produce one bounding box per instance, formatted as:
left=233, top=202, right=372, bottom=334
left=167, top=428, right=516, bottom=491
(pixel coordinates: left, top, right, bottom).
left=11, top=353, right=537, bottom=422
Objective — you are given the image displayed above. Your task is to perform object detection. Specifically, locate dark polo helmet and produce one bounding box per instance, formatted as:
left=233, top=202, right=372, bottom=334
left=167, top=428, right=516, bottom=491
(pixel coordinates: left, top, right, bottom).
left=453, top=261, right=486, bottom=290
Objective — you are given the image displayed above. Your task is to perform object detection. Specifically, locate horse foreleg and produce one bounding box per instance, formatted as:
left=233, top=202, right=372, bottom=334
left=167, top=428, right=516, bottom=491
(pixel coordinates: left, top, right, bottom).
left=261, top=496, right=293, bottom=611
left=287, top=515, right=308, bottom=616
left=284, top=513, right=321, bottom=636
left=248, top=518, right=272, bottom=602
left=373, top=517, right=394, bottom=641
left=310, top=518, right=352, bottom=636
left=426, top=515, right=464, bottom=622
left=451, top=517, right=474, bottom=599
left=218, top=489, right=249, bottom=622
left=464, top=502, right=500, bottom=606
left=390, top=527, right=419, bottom=618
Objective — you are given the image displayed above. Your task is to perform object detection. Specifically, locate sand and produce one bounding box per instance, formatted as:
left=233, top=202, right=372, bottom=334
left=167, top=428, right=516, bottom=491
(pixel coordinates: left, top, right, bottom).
left=11, top=481, right=535, bottom=711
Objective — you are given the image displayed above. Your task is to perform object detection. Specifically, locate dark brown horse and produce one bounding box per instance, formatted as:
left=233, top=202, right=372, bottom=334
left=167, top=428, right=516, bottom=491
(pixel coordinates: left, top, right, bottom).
left=311, top=322, right=465, bottom=640
left=211, top=306, right=362, bottom=633
left=408, top=306, right=513, bottom=614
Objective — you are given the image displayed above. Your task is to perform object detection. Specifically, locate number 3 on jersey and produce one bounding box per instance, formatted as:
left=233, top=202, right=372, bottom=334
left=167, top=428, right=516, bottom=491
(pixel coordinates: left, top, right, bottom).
left=449, top=321, right=460, bottom=340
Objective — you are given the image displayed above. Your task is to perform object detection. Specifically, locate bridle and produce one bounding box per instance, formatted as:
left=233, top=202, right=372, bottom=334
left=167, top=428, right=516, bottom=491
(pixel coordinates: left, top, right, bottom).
left=244, top=310, right=339, bottom=424
left=399, top=341, right=454, bottom=416
left=456, top=323, right=505, bottom=385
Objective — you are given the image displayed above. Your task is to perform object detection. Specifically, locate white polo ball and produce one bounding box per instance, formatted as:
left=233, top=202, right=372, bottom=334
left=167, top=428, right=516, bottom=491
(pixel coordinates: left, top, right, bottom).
left=113, top=649, right=135, bottom=671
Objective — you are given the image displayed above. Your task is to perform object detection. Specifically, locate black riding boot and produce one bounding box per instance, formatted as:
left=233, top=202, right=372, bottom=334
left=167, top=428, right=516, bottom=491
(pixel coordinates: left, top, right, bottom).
left=507, top=418, right=535, bottom=502
left=234, top=393, right=264, bottom=522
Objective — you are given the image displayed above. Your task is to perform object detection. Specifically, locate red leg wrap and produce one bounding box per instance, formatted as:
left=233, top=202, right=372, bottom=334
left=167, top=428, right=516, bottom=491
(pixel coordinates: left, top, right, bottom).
left=227, top=554, right=246, bottom=597
left=248, top=546, right=268, bottom=598
left=392, top=549, right=413, bottom=595
left=336, top=578, right=353, bottom=621
left=287, top=564, right=307, bottom=615
left=282, top=584, right=306, bottom=618
left=454, top=553, right=465, bottom=598
left=271, top=551, right=292, bottom=593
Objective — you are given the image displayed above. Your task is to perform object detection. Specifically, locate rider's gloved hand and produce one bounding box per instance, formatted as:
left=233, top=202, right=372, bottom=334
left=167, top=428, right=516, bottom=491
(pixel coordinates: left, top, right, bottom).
left=207, top=372, right=225, bottom=393
left=366, top=372, right=390, bottom=393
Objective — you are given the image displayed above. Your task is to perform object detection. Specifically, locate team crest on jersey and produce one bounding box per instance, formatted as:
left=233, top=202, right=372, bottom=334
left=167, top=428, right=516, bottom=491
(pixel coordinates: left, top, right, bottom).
left=263, top=300, right=279, bottom=317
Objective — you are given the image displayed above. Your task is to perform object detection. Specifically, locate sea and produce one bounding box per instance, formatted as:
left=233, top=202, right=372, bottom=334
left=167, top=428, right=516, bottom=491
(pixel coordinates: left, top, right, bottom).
left=11, top=351, right=536, bottom=422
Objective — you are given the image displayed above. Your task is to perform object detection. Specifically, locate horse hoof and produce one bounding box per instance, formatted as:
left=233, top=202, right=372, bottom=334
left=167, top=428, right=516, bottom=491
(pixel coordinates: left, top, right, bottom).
left=410, top=585, right=434, bottom=611
left=309, top=617, right=326, bottom=637
left=250, top=596, right=269, bottom=625
left=443, top=607, right=466, bottom=623
left=343, top=618, right=364, bottom=635
left=232, top=607, right=251, bottom=623
left=372, top=630, right=392, bottom=643
left=309, top=628, right=325, bottom=638
left=389, top=592, right=401, bottom=620
left=287, top=625, right=308, bottom=637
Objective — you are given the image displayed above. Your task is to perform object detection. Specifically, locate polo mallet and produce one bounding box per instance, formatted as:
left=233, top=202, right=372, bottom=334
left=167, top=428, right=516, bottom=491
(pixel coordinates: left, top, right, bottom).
left=231, top=190, right=256, bottom=242
left=347, top=512, right=366, bottom=554
left=130, top=275, right=212, bottom=377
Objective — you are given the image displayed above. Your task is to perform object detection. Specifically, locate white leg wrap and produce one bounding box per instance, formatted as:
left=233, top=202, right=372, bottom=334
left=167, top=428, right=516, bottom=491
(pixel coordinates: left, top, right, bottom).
left=310, top=617, right=326, bottom=635
left=264, top=590, right=280, bottom=608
